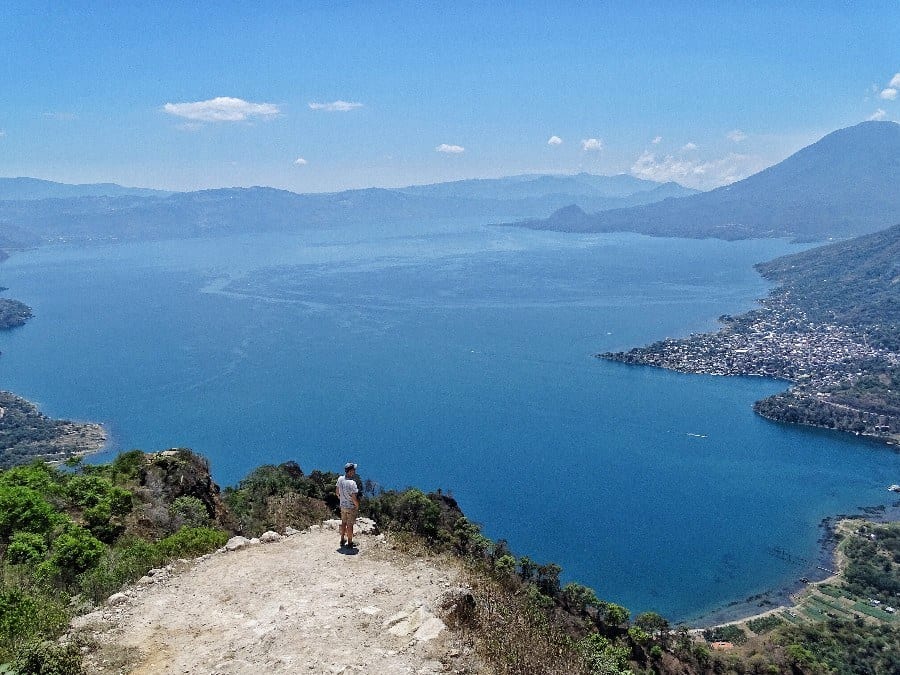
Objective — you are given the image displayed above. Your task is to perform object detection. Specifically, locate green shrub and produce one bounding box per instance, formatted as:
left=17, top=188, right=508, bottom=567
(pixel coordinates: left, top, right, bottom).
left=108, top=450, right=145, bottom=483
left=0, top=487, right=56, bottom=540
left=77, top=538, right=161, bottom=603
left=6, top=532, right=48, bottom=566
left=170, top=496, right=210, bottom=528
left=11, top=639, right=83, bottom=675
left=44, top=527, right=105, bottom=582
left=155, top=527, right=227, bottom=559
left=0, top=588, right=70, bottom=663
left=0, top=463, right=64, bottom=499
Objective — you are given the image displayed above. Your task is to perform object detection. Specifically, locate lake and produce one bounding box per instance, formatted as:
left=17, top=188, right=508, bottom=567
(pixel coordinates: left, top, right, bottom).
left=1, top=220, right=898, bottom=622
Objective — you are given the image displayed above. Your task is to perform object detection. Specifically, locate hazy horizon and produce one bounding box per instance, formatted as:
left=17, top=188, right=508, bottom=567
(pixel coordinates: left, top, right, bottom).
left=2, top=2, right=898, bottom=194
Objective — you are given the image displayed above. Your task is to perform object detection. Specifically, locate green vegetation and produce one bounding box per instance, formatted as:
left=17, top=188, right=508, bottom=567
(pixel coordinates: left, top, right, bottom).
left=2, top=449, right=898, bottom=674
left=0, top=452, right=230, bottom=670
left=746, top=614, right=784, bottom=634
left=0, top=392, right=106, bottom=469
left=0, top=299, right=31, bottom=330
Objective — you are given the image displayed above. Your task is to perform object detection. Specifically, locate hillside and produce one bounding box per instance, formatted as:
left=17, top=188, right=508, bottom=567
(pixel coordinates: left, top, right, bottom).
left=602, top=223, right=900, bottom=442
left=0, top=177, right=170, bottom=201
left=513, top=121, right=900, bottom=241
left=756, top=223, right=900, bottom=349
left=0, top=174, right=694, bottom=250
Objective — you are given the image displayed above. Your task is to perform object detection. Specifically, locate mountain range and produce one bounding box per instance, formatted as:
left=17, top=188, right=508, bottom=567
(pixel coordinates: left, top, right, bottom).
left=512, top=121, right=900, bottom=241
left=0, top=174, right=695, bottom=250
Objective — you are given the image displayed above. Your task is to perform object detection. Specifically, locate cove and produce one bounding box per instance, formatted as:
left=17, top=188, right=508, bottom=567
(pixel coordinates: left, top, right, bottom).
left=1, top=221, right=897, bottom=622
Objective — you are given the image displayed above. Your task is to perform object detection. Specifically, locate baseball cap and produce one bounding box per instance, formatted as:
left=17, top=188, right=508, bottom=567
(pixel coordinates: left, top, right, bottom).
left=344, top=462, right=357, bottom=471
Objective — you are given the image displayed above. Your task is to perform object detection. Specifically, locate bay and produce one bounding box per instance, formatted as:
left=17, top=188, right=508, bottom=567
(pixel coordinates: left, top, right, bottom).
left=1, top=221, right=897, bottom=621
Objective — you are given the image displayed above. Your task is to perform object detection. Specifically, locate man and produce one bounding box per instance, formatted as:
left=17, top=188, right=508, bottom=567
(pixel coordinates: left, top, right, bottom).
left=336, top=462, right=360, bottom=549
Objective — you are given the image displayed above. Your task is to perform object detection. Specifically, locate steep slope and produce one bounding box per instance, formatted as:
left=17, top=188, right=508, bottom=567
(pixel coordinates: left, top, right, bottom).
left=756, top=223, right=900, bottom=348
left=516, top=121, right=900, bottom=241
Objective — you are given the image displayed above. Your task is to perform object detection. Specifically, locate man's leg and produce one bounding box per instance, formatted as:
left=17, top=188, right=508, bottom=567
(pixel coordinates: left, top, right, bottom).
left=346, top=510, right=357, bottom=546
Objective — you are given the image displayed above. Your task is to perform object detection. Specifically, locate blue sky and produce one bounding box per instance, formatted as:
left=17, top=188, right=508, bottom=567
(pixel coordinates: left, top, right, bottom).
left=1, top=1, right=898, bottom=192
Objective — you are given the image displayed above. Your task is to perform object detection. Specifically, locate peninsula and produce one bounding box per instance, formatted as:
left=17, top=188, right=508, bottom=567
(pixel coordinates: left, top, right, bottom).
left=602, top=224, right=900, bottom=444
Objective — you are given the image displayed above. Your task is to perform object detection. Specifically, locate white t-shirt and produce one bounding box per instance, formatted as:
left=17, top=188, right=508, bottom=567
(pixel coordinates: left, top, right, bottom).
left=337, top=475, right=359, bottom=509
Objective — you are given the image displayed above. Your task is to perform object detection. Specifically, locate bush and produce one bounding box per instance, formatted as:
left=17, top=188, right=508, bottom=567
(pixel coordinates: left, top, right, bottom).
left=43, top=527, right=105, bottom=582
left=155, top=527, right=228, bottom=559
left=11, top=640, right=83, bottom=675
left=170, top=496, right=210, bottom=528
left=0, top=487, right=56, bottom=540
left=6, top=532, right=48, bottom=566
left=77, top=538, right=161, bottom=603
left=0, top=588, right=70, bottom=663
left=0, top=463, right=64, bottom=499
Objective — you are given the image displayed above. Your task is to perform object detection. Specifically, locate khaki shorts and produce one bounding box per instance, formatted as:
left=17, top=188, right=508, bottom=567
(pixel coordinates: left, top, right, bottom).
left=340, top=507, right=358, bottom=527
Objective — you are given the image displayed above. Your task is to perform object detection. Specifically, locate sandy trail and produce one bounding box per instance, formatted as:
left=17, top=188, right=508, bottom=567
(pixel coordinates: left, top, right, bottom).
left=74, top=522, right=477, bottom=674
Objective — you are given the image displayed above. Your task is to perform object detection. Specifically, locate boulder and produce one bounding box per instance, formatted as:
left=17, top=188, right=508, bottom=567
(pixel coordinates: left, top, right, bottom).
left=107, top=592, right=128, bottom=606
left=225, top=536, right=251, bottom=552
left=260, top=531, right=283, bottom=543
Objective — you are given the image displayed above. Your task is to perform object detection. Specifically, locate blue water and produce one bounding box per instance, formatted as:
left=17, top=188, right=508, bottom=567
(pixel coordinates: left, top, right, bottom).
left=1, top=222, right=898, bottom=621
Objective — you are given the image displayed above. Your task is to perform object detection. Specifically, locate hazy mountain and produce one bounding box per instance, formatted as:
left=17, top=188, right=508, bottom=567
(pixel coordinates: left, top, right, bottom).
left=0, top=177, right=171, bottom=200
left=397, top=173, right=692, bottom=200
left=512, top=121, right=900, bottom=241
left=0, top=174, right=694, bottom=248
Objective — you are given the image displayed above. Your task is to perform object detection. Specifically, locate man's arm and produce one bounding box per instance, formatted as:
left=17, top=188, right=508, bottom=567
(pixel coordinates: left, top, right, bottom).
left=352, top=483, right=360, bottom=509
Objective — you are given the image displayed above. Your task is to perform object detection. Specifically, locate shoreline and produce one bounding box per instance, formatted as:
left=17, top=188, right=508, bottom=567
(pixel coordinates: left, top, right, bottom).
left=689, top=504, right=900, bottom=630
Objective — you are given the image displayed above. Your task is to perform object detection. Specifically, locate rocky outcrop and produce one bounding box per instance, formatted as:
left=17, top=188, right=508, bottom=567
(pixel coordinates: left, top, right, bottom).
left=138, top=449, right=233, bottom=529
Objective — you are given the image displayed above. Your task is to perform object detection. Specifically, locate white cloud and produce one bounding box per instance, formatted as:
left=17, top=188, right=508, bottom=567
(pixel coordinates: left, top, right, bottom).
left=547, top=135, right=563, bottom=146
left=294, top=157, right=308, bottom=166
left=868, top=109, right=888, bottom=121
left=681, top=142, right=698, bottom=151
left=880, top=88, right=898, bottom=100
left=0, top=130, right=5, bottom=138
left=727, top=129, right=747, bottom=143
left=308, top=100, right=363, bottom=112
left=581, top=138, right=603, bottom=152
left=651, top=135, right=662, bottom=144
left=436, top=143, right=465, bottom=154
left=163, top=97, right=281, bottom=122
left=890, top=73, right=900, bottom=88
left=631, top=150, right=759, bottom=190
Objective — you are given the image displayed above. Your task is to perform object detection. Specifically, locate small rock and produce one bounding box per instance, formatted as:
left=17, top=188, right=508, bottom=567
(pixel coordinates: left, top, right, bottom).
left=107, top=593, right=128, bottom=606
left=225, top=536, right=251, bottom=552
left=137, top=576, right=154, bottom=585
left=354, top=517, right=377, bottom=534
left=260, top=531, right=283, bottom=543
left=359, top=606, right=382, bottom=615
left=284, top=526, right=301, bottom=536
left=249, top=538, right=261, bottom=545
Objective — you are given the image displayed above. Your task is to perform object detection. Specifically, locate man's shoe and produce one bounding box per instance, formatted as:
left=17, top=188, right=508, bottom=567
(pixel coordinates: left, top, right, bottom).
left=340, top=538, right=346, bottom=547
left=346, top=541, right=358, bottom=548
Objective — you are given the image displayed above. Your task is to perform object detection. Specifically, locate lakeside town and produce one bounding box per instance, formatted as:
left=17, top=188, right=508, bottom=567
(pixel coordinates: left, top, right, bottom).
left=600, top=290, right=900, bottom=442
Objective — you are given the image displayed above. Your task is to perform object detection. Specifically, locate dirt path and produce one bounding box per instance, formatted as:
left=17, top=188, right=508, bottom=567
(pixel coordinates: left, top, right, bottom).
left=73, top=521, right=479, bottom=674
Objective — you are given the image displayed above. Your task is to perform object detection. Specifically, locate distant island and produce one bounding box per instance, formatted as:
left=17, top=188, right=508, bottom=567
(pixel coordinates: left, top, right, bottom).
left=602, top=224, right=900, bottom=444
left=0, top=295, right=32, bottom=329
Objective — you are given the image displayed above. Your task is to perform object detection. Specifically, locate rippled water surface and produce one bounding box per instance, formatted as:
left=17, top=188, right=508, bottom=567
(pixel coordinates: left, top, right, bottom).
left=1, top=222, right=897, bottom=620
